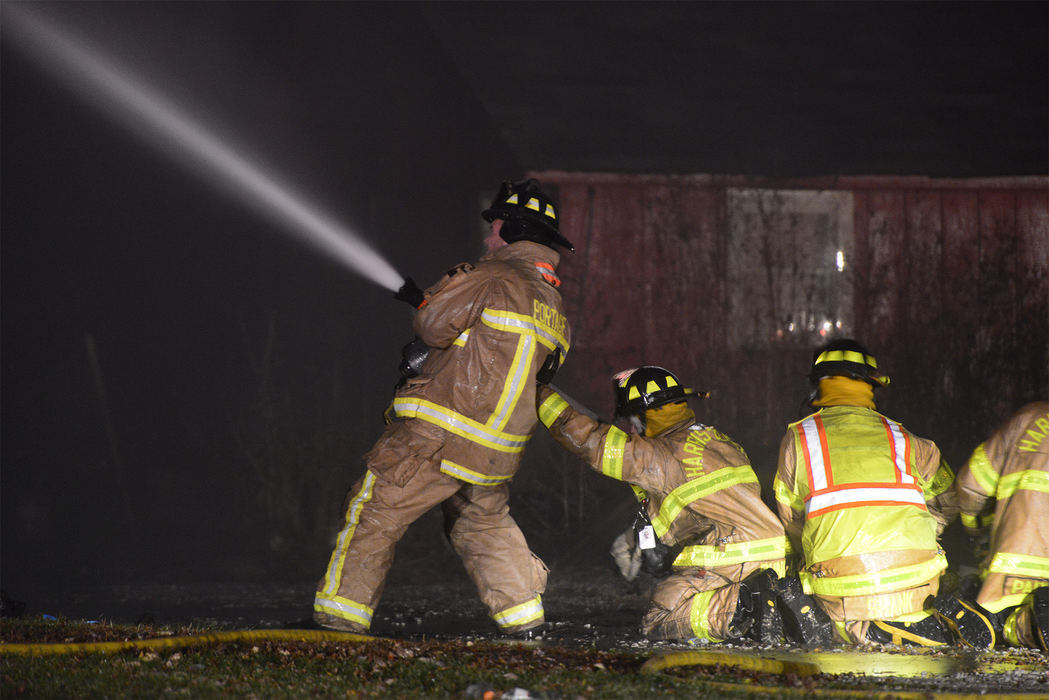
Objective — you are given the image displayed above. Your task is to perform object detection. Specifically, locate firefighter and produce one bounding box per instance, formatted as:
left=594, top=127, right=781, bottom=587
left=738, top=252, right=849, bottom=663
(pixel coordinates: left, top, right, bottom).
left=954, top=401, right=1049, bottom=651
left=537, top=365, right=829, bottom=645
left=314, top=179, right=572, bottom=636
left=772, top=339, right=991, bottom=647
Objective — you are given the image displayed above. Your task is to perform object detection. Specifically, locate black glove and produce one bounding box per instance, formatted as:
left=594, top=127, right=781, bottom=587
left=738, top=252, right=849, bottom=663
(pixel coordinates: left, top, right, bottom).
left=394, top=277, right=426, bottom=309
left=536, top=348, right=561, bottom=385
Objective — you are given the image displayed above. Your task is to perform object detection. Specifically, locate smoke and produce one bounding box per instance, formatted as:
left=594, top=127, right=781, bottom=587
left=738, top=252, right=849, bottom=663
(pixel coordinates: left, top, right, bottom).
left=4, top=4, right=404, bottom=292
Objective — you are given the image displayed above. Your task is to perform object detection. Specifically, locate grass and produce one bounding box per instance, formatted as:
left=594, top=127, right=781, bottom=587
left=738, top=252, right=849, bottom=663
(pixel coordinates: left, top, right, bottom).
left=0, top=617, right=788, bottom=699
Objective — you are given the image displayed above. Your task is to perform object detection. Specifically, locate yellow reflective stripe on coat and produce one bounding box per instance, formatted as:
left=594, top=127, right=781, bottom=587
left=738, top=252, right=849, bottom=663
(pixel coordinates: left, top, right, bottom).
left=538, top=392, right=569, bottom=428
left=313, top=595, right=374, bottom=628
left=601, top=427, right=628, bottom=480
left=966, top=443, right=1000, bottom=497
left=479, top=309, right=537, bottom=432
left=452, top=329, right=470, bottom=347
left=320, top=471, right=376, bottom=597
left=996, top=469, right=1049, bottom=499
left=481, top=308, right=569, bottom=355
left=439, top=460, right=513, bottom=485
left=673, top=536, right=789, bottom=569
left=689, top=588, right=721, bottom=642
left=986, top=551, right=1049, bottom=579
left=650, top=466, right=758, bottom=537
left=492, top=595, right=543, bottom=629
left=392, top=398, right=529, bottom=453
left=800, top=553, right=947, bottom=597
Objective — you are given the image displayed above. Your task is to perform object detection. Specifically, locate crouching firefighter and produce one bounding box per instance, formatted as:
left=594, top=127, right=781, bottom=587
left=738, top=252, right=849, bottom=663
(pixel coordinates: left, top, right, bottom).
left=314, top=178, right=572, bottom=637
left=955, top=401, right=1049, bottom=651
left=537, top=364, right=830, bottom=645
left=773, top=339, right=986, bottom=648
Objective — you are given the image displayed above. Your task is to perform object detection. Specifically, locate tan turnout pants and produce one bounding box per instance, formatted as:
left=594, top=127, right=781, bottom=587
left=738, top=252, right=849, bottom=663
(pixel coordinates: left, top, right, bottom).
left=314, top=456, right=547, bottom=633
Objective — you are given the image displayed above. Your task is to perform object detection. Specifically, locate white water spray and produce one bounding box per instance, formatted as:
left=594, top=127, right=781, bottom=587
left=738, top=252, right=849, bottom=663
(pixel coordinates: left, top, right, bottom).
left=4, top=5, right=405, bottom=292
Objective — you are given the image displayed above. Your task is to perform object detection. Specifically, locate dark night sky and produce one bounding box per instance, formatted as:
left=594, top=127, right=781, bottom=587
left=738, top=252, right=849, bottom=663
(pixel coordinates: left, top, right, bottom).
left=2, top=2, right=1046, bottom=600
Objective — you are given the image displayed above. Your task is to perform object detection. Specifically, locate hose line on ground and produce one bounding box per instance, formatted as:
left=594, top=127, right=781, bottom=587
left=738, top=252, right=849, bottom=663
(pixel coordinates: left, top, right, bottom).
left=0, top=628, right=372, bottom=656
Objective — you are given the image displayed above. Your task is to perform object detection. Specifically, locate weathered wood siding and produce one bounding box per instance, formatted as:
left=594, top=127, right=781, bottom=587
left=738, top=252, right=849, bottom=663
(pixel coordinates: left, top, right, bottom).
left=536, top=172, right=1048, bottom=477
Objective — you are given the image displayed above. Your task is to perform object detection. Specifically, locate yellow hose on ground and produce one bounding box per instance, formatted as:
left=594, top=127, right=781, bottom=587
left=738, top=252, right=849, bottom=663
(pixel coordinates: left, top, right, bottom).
left=641, top=649, right=820, bottom=676
left=0, top=628, right=372, bottom=656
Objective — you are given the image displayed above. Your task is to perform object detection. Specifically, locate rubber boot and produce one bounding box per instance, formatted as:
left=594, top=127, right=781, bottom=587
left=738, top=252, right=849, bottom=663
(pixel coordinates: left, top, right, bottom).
left=866, top=613, right=951, bottom=647
left=1004, top=586, right=1048, bottom=651
left=728, top=568, right=783, bottom=645
left=931, top=593, right=996, bottom=649
left=775, top=575, right=834, bottom=648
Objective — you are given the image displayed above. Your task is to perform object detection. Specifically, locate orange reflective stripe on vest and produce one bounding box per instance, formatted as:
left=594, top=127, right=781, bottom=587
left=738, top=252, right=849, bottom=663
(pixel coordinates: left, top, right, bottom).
left=799, top=413, right=926, bottom=518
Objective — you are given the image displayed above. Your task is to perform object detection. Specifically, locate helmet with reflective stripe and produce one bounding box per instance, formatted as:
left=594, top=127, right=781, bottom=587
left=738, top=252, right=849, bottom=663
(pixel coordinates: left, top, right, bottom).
left=809, top=339, right=890, bottom=387
left=482, top=179, right=575, bottom=252
left=612, top=366, right=703, bottom=418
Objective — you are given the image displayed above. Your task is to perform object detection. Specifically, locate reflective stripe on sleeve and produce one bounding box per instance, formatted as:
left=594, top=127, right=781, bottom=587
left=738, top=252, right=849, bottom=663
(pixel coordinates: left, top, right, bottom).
left=538, top=392, right=569, bottom=428
left=985, top=552, right=1049, bottom=580
left=996, top=469, right=1049, bottom=500
left=800, top=552, right=947, bottom=597
left=651, top=465, right=758, bottom=537
left=774, top=474, right=805, bottom=513
left=926, top=461, right=955, bottom=499
left=601, top=427, right=628, bottom=480
left=966, top=443, right=1000, bottom=497
left=673, top=536, right=788, bottom=569
left=492, top=596, right=543, bottom=629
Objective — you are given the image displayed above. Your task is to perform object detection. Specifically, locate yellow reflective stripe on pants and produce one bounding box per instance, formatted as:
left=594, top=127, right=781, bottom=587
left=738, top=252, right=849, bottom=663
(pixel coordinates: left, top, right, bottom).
left=492, top=595, right=543, bottom=629
left=689, top=588, right=721, bottom=642
left=320, top=471, right=376, bottom=597
left=800, top=553, right=947, bottom=597
left=967, top=443, right=1000, bottom=497
left=997, top=469, right=1049, bottom=499
left=313, top=595, right=374, bottom=628
left=986, top=551, right=1049, bottom=579
left=601, top=427, right=628, bottom=481
left=651, top=466, right=758, bottom=537
left=538, top=392, right=569, bottom=428
left=673, top=536, right=788, bottom=569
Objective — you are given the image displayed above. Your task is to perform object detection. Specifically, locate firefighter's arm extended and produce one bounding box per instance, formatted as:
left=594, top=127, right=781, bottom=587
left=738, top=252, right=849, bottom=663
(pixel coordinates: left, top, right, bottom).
left=537, top=386, right=663, bottom=491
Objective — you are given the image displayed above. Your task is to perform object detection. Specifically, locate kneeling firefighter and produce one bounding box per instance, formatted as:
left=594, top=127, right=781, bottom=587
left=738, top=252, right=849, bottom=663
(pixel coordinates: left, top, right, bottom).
left=955, top=401, right=1049, bottom=651
left=537, top=364, right=830, bottom=645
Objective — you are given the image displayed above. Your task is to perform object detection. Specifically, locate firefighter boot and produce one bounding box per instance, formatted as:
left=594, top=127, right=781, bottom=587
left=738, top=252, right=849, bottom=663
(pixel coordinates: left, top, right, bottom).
left=866, top=613, right=951, bottom=647
left=775, top=575, right=834, bottom=648
left=931, top=593, right=996, bottom=649
left=728, top=568, right=783, bottom=645
left=313, top=610, right=370, bottom=635
left=1003, top=586, right=1048, bottom=651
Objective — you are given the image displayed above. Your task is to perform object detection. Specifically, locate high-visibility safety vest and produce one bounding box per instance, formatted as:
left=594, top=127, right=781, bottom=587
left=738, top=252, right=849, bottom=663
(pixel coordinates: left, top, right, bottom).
left=788, top=407, right=947, bottom=596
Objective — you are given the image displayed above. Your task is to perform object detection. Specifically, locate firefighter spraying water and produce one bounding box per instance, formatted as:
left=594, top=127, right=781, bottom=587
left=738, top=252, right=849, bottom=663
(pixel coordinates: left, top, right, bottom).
left=4, top=5, right=404, bottom=293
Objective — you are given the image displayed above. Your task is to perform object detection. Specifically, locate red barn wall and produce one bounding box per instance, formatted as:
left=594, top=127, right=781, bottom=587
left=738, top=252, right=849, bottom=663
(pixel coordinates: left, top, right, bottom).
left=534, top=172, right=1048, bottom=480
